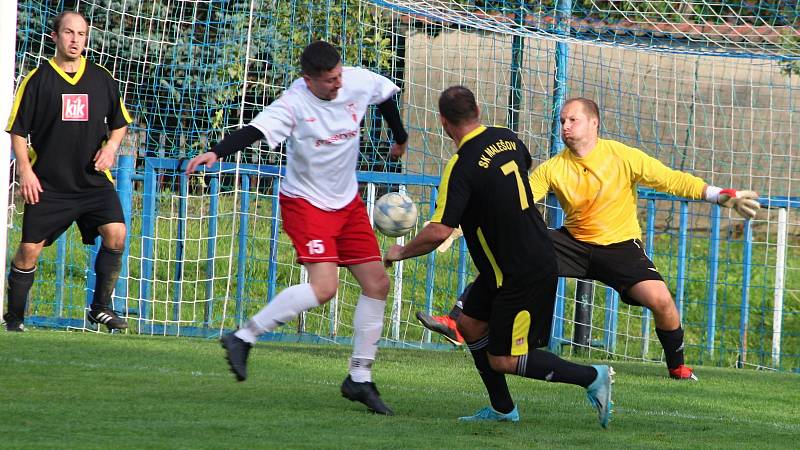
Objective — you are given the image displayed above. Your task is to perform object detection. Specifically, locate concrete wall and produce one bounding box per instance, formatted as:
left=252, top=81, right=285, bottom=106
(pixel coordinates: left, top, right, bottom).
left=398, top=27, right=799, bottom=232
left=401, top=28, right=798, bottom=195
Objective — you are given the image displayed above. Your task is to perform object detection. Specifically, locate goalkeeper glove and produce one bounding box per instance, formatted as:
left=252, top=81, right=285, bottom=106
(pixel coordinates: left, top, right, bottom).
left=714, top=188, right=760, bottom=219
left=437, top=226, right=463, bottom=253
left=423, top=221, right=463, bottom=252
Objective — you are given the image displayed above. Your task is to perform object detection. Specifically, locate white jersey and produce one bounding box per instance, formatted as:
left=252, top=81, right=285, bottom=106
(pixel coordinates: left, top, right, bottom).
left=250, top=67, right=400, bottom=210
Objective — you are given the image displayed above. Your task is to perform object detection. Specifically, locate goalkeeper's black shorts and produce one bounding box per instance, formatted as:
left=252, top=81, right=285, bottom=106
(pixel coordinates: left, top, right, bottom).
left=549, top=227, right=664, bottom=306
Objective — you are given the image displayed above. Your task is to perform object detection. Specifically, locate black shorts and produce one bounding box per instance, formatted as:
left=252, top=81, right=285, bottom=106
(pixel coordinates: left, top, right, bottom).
left=549, top=227, right=663, bottom=306
left=22, top=189, right=125, bottom=246
left=462, top=270, right=557, bottom=356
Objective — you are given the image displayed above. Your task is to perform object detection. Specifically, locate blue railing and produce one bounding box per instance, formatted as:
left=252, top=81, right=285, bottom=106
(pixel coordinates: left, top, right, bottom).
left=34, top=155, right=798, bottom=368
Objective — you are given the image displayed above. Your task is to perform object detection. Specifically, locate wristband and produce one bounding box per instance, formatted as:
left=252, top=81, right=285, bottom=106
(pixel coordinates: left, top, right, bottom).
left=704, top=185, right=722, bottom=204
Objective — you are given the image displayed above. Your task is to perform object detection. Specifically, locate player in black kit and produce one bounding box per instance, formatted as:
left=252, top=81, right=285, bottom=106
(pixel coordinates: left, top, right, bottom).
left=3, top=11, right=132, bottom=332
left=384, top=86, right=614, bottom=427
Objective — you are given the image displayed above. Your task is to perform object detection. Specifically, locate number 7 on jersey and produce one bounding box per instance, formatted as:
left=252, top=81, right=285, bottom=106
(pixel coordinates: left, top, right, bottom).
left=501, top=160, right=530, bottom=210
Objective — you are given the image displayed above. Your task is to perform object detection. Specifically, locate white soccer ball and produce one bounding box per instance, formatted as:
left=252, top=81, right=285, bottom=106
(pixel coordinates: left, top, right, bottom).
left=373, top=192, right=418, bottom=237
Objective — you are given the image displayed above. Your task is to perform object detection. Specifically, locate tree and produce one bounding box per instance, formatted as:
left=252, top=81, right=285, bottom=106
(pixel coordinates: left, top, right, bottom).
left=16, top=0, right=397, bottom=160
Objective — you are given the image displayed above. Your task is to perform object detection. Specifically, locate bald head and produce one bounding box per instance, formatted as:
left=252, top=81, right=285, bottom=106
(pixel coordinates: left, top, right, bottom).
left=559, top=97, right=602, bottom=153
left=563, top=98, right=600, bottom=131
left=52, top=11, right=88, bottom=33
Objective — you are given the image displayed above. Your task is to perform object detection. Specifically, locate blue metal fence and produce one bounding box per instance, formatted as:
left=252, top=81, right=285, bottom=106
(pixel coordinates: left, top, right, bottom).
left=17, top=155, right=800, bottom=370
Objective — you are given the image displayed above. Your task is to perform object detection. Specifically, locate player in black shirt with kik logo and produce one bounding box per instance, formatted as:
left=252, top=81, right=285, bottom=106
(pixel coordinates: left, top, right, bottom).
left=3, top=11, right=132, bottom=332
left=383, top=86, right=613, bottom=427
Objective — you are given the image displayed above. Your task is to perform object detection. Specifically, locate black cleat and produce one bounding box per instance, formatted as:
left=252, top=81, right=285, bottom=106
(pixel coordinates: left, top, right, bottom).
left=87, top=308, right=128, bottom=330
left=221, top=332, right=252, bottom=382
left=341, top=375, right=394, bottom=416
left=3, top=313, right=25, bottom=332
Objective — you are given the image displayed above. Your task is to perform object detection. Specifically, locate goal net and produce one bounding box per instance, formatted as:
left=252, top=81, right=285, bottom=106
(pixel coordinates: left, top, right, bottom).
left=8, top=0, right=799, bottom=370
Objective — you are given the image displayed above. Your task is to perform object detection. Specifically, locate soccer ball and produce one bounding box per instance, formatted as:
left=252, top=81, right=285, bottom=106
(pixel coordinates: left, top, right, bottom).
left=373, top=192, right=418, bottom=237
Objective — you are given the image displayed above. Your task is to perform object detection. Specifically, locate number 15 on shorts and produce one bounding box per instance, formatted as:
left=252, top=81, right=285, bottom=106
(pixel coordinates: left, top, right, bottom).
left=306, top=239, right=326, bottom=255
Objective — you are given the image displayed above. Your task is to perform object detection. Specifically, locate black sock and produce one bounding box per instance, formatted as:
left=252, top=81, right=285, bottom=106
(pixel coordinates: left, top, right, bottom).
left=92, top=246, right=123, bottom=311
left=6, top=265, right=36, bottom=322
left=516, top=349, right=597, bottom=388
left=449, top=282, right=472, bottom=320
left=656, top=326, right=685, bottom=369
left=467, top=336, right=515, bottom=414
left=448, top=304, right=462, bottom=320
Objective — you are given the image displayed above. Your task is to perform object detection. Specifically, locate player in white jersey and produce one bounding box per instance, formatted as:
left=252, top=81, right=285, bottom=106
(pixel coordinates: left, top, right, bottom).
left=186, top=41, right=407, bottom=415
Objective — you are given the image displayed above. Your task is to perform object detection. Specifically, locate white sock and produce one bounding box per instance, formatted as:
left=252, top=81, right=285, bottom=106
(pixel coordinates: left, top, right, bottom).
left=349, top=294, right=386, bottom=383
left=235, top=283, right=318, bottom=344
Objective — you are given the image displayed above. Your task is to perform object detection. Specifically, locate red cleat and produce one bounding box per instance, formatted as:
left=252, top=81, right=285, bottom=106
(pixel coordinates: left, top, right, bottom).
left=416, top=312, right=463, bottom=345
left=669, top=364, right=698, bottom=381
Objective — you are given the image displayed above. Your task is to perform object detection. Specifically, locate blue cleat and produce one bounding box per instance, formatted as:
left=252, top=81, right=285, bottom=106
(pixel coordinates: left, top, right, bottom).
left=458, top=405, right=519, bottom=422
left=586, top=365, right=615, bottom=428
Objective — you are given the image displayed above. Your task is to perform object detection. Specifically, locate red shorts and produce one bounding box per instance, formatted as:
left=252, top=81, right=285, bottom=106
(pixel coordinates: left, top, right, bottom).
left=280, top=193, right=381, bottom=266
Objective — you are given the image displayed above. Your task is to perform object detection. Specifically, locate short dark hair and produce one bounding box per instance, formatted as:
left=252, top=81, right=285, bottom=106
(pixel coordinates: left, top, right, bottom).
left=51, top=10, right=88, bottom=33
left=438, top=85, right=479, bottom=126
left=564, top=97, right=600, bottom=129
left=300, top=41, right=341, bottom=76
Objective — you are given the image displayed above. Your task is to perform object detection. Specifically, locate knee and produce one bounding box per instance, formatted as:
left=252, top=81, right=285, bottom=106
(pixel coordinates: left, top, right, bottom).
left=363, top=271, right=390, bottom=299
left=14, top=243, right=44, bottom=268
left=312, top=280, right=339, bottom=303
left=101, top=225, right=127, bottom=251
left=650, top=292, right=676, bottom=315
left=376, top=272, right=390, bottom=298
left=488, top=355, right=517, bottom=374
left=104, top=241, right=125, bottom=252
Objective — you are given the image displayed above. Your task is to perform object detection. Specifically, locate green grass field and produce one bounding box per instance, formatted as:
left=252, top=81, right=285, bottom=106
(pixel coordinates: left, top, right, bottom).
left=2, top=330, right=798, bottom=449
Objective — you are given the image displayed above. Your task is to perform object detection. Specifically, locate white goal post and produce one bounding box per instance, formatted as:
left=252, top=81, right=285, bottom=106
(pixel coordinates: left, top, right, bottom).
left=0, top=0, right=19, bottom=319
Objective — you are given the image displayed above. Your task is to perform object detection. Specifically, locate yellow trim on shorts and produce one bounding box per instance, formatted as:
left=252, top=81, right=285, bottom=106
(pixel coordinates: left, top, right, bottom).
left=511, top=310, right=531, bottom=356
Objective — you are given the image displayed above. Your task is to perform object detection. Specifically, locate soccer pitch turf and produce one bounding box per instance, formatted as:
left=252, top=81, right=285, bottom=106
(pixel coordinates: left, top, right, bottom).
left=1, top=330, right=797, bottom=449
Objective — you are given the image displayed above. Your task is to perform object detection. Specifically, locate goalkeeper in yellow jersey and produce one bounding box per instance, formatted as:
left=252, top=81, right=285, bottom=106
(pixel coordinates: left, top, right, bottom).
left=416, top=97, right=760, bottom=380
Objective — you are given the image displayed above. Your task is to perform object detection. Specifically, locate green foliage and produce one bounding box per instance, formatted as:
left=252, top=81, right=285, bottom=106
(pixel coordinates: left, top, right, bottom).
left=570, top=0, right=797, bottom=25
left=782, top=60, right=800, bottom=76
left=14, top=4, right=50, bottom=72
left=16, top=1, right=397, bottom=157
left=778, top=35, right=800, bottom=76
left=205, top=0, right=394, bottom=134
left=264, top=0, right=394, bottom=79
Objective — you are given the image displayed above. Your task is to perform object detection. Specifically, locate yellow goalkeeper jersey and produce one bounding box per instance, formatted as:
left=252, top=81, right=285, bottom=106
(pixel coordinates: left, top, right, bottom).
left=528, top=138, right=706, bottom=245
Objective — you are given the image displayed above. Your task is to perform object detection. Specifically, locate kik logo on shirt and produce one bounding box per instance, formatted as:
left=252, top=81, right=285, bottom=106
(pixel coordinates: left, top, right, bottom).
left=61, top=94, right=89, bottom=121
